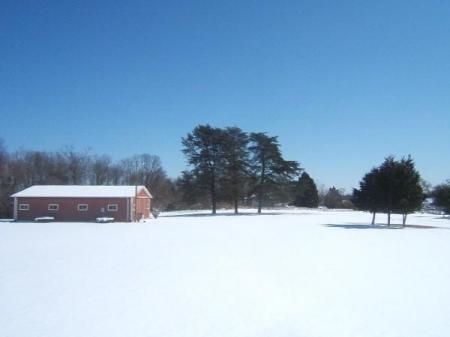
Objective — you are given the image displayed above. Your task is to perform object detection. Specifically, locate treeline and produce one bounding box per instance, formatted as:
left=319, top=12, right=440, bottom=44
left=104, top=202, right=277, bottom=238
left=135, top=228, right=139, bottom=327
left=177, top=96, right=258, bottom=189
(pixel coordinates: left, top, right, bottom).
left=0, top=139, right=175, bottom=217
left=178, top=125, right=332, bottom=213
left=1, top=129, right=449, bottom=222
left=0, top=132, right=320, bottom=218
left=178, top=125, right=450, bottom=224
left=179, top=125, right=301, bottom=214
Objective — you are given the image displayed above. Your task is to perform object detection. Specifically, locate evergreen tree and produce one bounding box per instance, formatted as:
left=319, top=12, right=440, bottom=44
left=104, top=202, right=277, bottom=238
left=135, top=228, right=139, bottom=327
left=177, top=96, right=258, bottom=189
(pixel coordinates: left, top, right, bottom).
left=393, top=156, right=424, bottom=225
left=292, top=172, right=319, bottom=208
left=221, top=127, right=250, bottom=214
left=352, top=167, right=382, bottom=224
left=176, top=171, right=208, bottom=208
left=324, top=187, right=343, bottom=209
left=249, top=133, right=300, bottom=213
left=354, top=156, right=424, bottom=226
left=181, top=125, right=226, bottom=214
left=376, top=156, right=423, bottom=226
left=432, top=182, right=450, bottom=215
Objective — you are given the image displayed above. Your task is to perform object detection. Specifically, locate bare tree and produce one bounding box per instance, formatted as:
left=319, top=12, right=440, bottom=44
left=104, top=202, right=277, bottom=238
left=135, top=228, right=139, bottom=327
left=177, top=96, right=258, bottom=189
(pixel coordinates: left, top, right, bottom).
left=61, top=147, right=91, bottom=184
left=90, top=155, right=112, bottom=185
left=0, top=139, right=177, bottom=214
left=119, top=154, right=174, bottom=209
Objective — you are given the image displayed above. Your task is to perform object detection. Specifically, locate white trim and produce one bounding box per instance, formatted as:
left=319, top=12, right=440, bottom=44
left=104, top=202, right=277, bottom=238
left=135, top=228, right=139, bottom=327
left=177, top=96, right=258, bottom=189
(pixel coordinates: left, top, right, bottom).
left=138, top=186, right=153, bottom=199
left=107, top=204, right=118, bottom=212
left=19, top=203, right=29, bottom=211
left=77, top=204, right=88, bottom=212
left=48, top=204, right=59, bottom=211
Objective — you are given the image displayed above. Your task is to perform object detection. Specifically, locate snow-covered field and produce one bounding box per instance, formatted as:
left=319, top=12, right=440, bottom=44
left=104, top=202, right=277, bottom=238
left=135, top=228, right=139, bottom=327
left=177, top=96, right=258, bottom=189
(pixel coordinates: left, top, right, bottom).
left=1, top=209, right=450, bottom=337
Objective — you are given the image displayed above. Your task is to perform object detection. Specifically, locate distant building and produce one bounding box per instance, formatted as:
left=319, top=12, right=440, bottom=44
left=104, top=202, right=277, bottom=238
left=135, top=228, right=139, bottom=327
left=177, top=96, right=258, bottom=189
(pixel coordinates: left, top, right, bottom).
left=11, top=185, right=153, bottom=222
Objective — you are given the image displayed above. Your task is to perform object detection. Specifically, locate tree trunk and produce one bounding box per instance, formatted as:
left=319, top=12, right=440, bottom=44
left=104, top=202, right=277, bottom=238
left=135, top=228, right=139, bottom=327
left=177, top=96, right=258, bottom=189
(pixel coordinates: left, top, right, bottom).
left=257, top=191, right=262, bottom=214
left=387, top=211, right=391, bottom=227
left=212, top=197, right=216, bottom=214
left=211, top=173, right=216, bottom=215
left=402, top=213, right=407, bottom=226
left=232, top=177, right=239, bottom=214
left=258, top=157, right=266, bottom=214
left=371, top=212, right=376, bottom=225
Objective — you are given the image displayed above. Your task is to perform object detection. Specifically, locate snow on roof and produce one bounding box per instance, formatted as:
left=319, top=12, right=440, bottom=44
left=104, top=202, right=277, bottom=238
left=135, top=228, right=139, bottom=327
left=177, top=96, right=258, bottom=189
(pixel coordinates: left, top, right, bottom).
left=11, top=185, right=152, bottom=198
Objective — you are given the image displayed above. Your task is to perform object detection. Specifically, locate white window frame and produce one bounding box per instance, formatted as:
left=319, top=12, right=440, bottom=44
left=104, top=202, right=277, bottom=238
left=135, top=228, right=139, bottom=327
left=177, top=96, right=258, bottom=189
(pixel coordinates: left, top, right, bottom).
left=107, top=204, right=118, bottom=212
left=77, top=204, right=88, bottom=212
left=48, top=204, right=59, bottom=211
left=19, top=204, right=30, bottom=211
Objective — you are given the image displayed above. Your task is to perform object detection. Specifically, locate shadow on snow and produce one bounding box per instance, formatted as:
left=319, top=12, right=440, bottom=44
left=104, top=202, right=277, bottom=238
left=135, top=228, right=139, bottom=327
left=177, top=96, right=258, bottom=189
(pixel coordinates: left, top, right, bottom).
left=324, top=223, right=446, bottom=230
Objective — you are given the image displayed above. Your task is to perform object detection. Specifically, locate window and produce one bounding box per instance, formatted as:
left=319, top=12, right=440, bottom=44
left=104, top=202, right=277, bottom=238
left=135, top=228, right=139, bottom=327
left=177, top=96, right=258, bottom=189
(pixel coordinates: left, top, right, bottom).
left=19, top=204, right=30, bottom=211
left=48, top=204, right=59, bottom=211
left=107, top=204, right=118, bottom=212
left=77, top=204, right=88, bottom=212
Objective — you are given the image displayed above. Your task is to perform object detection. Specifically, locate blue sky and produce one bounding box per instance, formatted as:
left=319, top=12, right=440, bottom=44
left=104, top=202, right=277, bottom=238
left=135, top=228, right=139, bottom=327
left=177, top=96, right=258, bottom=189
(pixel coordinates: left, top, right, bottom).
left=1, top=0, right=449, bottom=190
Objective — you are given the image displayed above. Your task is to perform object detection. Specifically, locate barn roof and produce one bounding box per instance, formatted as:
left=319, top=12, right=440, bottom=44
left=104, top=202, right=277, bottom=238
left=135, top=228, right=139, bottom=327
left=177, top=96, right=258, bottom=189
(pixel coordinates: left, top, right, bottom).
left=11, top=185, right=153, bottom=198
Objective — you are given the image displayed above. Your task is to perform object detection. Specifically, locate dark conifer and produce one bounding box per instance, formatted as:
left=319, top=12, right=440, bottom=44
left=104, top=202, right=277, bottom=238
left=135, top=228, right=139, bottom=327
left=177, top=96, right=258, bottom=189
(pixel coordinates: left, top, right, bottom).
left=221, top=127, right=250, bottom=214
left=352, top=167, right=382, bottom=224
left=293, top=172, right=319, bottom=208
left=354, top=156, right=424, bottom=226
left=432, top=182, right=450, bottom=215
left=249, top=133, right=300, bottom=213
left=181, top=125, right=226, bottom=214
left=324, top=187, right=343, bottom=209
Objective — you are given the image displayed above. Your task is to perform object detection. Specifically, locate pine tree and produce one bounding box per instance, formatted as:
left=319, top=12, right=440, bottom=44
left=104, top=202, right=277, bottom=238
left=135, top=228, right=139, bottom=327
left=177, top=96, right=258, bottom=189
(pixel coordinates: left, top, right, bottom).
left=249, top=133, right=300, bottom=213
left=376, top=156, right=423, bottom=226
left=221, top=127, right=250, bottom=214
left=432, top=182, right=450, bottom=215
left=292, top=172, right=319, bottom=208
left=376, top=157, right=397, bottom=225
left=393, top=156, right=424, bottom=225
left=354, top=156, right=424, bottom=226
left=181, top=125, right=226, bottom=214
left=352, top=167, right=382, bottom=224
left=176, top=171, right=208, bottom=208
left=324, top=187, right=343, bottom=209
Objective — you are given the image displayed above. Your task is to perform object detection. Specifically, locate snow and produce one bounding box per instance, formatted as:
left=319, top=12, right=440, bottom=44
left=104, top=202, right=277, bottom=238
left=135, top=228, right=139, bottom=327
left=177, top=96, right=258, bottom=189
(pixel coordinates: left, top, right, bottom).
left=11, top=185, right=152, bottom=198
left=1, top=209, right=450, bottom=337
left=34, top=216, right=55, bottom=222
left=96, top=217, right=115, bottom=223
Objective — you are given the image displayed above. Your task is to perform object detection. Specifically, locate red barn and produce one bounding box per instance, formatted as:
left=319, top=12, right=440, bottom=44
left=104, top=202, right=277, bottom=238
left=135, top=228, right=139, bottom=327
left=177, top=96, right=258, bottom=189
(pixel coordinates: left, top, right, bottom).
left=11, top=185, right=153, bottom=222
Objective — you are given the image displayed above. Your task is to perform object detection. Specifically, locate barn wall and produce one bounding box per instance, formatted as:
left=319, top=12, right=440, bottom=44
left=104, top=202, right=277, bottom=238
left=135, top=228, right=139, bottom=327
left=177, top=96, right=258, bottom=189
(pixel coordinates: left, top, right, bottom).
left=132, top=190, right=151, bottom=220
left=16, top=197, right=129, bottom=222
